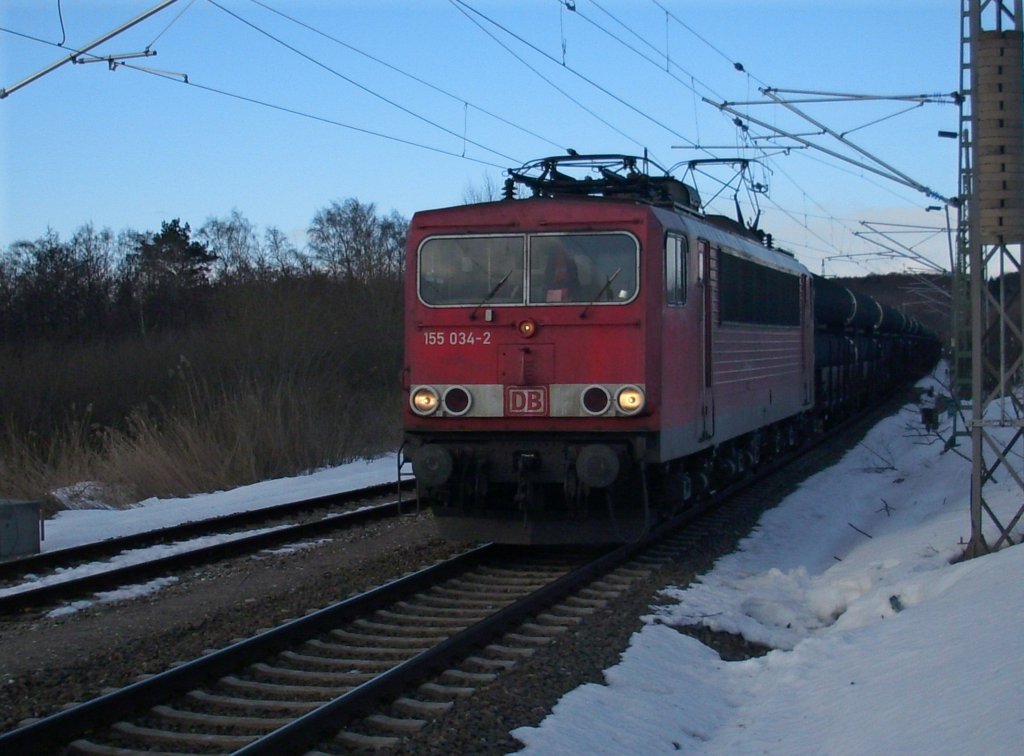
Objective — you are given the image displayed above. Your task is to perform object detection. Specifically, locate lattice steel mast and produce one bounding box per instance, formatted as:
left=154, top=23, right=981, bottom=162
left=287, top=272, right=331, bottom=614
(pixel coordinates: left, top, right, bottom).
left=961, top=0, right=1024, bottom=556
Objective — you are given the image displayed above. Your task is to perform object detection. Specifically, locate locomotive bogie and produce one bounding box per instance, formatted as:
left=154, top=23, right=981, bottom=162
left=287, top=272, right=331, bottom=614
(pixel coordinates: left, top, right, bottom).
left=406, top=431, right=653, bottom=544
left=406, top=432, right=646, bottom=492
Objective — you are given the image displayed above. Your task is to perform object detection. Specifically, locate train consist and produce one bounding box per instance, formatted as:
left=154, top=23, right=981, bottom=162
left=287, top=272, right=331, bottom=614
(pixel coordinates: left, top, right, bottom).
left=401, top=154, right=939, bottom=544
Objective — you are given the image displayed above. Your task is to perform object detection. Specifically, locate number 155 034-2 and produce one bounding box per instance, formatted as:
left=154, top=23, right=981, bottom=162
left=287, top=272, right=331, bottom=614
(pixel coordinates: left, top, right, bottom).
left=423, top=331, right=492, bottom=346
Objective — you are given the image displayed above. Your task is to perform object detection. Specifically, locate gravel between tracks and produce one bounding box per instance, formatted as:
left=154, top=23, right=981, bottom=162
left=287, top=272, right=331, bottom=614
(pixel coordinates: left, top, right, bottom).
left=0, top=510, right=460, bottom=734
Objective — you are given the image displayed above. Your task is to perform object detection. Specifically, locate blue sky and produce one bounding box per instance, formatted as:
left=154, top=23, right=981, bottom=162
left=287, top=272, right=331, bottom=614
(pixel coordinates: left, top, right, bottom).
left=1, top=1, right=960, bottom=276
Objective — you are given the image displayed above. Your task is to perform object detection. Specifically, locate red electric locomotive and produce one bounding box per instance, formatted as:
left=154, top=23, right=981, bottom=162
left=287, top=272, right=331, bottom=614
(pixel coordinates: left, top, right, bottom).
left=401, top=154, right=818, bottom=544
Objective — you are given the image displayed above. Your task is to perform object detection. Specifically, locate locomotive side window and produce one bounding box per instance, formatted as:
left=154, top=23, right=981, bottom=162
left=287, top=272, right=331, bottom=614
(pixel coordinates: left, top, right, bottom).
left=665, top=234, right=688, bottom=305
left=418, top=235, right=525, bottom=306
left=527, top=233, right=638, bottom=305
left=718, top=250, right=800, bottom=326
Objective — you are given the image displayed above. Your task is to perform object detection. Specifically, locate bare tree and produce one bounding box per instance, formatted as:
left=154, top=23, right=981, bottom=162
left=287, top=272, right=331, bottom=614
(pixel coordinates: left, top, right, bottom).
left=1, top=227, right=116, bottom=341
left=462, top=172, right=503, bottom=204
left=198, top=210, right=260, bottom=282
left=307, top=198, right=406, bottom=281
left=262, top=226, right=309, bottom=277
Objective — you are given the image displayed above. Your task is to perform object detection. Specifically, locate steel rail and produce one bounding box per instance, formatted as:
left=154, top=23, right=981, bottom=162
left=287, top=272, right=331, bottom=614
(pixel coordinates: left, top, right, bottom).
left=0, top=497, right=407, bottom=615
left=236, top=520, right=679, bottom=755
left=0, top=543, right=498, bottom=753
left=0, top=480, right=410, bottom=582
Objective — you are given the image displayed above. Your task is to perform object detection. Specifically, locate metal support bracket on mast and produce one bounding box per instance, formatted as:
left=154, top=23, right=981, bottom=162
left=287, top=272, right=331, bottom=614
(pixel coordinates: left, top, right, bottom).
left=0, top=0, right=180, bottom=99
left=703, top=94, right=952, bottom=203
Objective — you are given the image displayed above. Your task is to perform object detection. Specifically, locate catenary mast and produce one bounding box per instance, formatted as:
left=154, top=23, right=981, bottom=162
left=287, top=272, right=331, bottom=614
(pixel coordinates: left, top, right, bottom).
left=961, top=0, right=1024, bottom=556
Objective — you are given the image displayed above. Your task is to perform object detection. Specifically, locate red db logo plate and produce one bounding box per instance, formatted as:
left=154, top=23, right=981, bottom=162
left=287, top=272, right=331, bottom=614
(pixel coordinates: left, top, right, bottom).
left=506, top=386, right=548, bottom=416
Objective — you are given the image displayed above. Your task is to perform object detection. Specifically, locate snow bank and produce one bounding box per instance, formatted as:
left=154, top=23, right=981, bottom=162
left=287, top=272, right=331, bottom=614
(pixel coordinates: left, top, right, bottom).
left=514, top=370, right=1024, bottom=754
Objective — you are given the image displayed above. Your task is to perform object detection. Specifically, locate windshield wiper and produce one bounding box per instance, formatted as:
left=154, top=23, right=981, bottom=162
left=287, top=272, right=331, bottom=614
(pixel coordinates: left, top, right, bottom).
left=469, top=268, right=514, bottom=320
left=578, top=267, right=621, bottom=319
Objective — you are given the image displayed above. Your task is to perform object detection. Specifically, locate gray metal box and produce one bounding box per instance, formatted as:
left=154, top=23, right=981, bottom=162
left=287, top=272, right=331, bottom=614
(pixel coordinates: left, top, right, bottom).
left=0, top=500, right=41, bottom=560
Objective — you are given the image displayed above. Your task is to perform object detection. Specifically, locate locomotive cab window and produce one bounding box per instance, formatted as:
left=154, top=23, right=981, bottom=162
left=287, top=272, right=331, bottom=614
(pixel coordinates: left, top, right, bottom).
left=527, top=233, right=638, bottom=305
left=718, top=249, right=800, bottom=326
left=665, top=233, right=687, bottom=306
left=418, top=235, right=525, bottom=306
left=418, top=232, right=638, bottom=307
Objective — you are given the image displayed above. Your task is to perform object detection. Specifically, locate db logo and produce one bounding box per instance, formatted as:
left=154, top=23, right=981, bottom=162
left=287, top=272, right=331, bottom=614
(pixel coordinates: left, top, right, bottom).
left=506, top=386, right=548, bottom=415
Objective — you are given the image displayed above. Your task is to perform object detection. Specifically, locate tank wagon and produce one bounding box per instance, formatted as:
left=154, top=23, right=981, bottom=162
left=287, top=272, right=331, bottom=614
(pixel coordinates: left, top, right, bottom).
left=401, top=154, right=938, bottom=544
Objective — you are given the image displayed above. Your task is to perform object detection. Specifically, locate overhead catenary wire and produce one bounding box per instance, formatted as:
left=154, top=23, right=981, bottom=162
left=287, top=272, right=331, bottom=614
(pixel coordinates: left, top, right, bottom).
left=550, top=1, right=822, bottom=241
left=112, top=58, right=510, bottom=171
left=206, top=0, right=522, bottom=165
left=145, top=0, right=198, bottom=49
left=716, top=103, right=954, bottom=270
left=448, top=0, right=653, bottom=157
left=754, top=87, right=950, bottom=202
left=5, top=2, right=953, bottom=276
left=55, top=0, right=66, bottom=46
left=0, top=0, right=182, bottom=99
left=1, top=5, right=529, bottom=173
left=565, top=1, right=848, bottom=251
left=453, top=0, right=710, bottom=164
left=643, top=0, right=952, bottom=270
left=582, top=0, right=728, bottom=106
left=557, top=0, right=905, bottom=269
left=494, top=0, right=773, bottom=221
left=650, top=0, right=766, bottom=88
left=247, top=0, right=567, bottom=154
left=250, top=0, right=833, bottom=252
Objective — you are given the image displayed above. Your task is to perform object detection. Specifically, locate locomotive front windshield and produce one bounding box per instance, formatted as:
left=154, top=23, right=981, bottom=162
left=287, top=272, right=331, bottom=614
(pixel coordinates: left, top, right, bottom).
left=418, top=232, right=638, bottom=307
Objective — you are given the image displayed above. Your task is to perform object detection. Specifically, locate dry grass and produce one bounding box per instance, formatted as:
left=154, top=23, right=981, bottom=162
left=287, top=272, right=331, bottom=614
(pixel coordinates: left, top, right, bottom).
left=96, top=373, right=400, bottom=502
left=0, top=415, right=108, bottom=507
left=0, top=276, right=403, bottom=509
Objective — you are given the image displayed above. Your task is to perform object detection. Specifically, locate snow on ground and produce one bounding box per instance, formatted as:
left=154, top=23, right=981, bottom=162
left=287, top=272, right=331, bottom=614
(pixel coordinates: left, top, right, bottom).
left=40, top=455, right=399, bottom=552
left=46, top=577, right=181, bottom=619
left=512, top=369, right=1024, bottom=754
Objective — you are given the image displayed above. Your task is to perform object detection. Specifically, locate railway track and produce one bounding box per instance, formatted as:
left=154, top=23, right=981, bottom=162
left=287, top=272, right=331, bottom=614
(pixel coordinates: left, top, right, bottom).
left=1, top=541, right=605, bottom=753
left=0, top=481, right=413, bottom=615
left=0, top=399, right=904, bottom=753
left=0, top=426, right=842, bottom=754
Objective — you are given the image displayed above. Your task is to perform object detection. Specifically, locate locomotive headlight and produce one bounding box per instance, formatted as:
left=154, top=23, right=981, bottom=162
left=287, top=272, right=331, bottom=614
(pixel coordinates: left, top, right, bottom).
left=410, top=386, right=440, bottom=416
left=616, top=385, right=645, bottom=415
